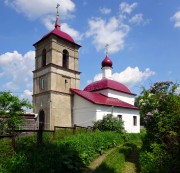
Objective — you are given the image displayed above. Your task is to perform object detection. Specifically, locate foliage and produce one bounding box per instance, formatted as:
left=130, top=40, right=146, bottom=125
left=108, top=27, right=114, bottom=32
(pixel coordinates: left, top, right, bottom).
left=94, top=142, right=138, bottom=173
left=0, top=92, right=31, bottom=134
left=93, top=114, right=124, bottom=133
left=0, top=131, right=126, bottom=173
left=136, top=81, right=180, bottom=172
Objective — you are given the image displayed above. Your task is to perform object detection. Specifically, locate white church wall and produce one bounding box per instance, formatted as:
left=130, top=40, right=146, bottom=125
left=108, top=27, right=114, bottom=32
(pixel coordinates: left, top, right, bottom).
left=95, top=89, right=135, bottom=105
left=72, top=94, right=140, bottom=133
left=113, top=107, right=140, bottom=133
left=102, top=67, right=112, bottom=79
left=73, top=94, right=96, bottom=127
left=96, top=105, right=140, bottom=133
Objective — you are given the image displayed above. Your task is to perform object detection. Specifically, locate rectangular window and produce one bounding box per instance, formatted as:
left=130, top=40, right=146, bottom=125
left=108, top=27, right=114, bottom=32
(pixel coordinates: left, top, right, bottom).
left=41, top=78, right=44, bottom=90
left=133, top=116, right=137, bottom=126
left=118, top=115, right=122, bottom=121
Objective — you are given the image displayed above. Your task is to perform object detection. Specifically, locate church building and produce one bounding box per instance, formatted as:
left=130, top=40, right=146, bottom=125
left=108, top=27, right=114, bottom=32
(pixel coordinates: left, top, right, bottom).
left=32, top=8, right=140, bottom=133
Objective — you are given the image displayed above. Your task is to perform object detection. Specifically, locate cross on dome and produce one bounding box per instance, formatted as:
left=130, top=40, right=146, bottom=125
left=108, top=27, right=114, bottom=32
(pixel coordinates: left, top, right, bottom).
left=102, top=44, right=112, bottom=68
left=55, top=3, right=61, bottom=30
left=105, top=44, right=109, bottom=56
left=56, top=3, right=60, bottom=16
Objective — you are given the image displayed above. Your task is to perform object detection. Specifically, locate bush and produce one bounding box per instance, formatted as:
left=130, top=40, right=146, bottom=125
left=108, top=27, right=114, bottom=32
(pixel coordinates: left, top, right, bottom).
left=93, top=114, right=124, bottom=133
left=0, top=131, right=125, bottom=173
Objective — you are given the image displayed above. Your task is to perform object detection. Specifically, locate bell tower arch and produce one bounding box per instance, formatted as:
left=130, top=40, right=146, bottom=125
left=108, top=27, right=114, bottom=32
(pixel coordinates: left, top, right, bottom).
left=32, top=6, right=81, bottom=130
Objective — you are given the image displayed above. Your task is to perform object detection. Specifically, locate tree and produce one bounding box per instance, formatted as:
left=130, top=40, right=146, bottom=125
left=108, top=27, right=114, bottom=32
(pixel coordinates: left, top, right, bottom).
left=136, top=81, right=180, bottom=172
left=93, top=114, right=124, bottom=133
left=0, top=92, right=31, bottom=135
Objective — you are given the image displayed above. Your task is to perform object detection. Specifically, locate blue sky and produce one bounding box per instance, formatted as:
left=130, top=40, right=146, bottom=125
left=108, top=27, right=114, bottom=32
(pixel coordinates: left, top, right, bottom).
left=0, top=0, right=180, bottom=102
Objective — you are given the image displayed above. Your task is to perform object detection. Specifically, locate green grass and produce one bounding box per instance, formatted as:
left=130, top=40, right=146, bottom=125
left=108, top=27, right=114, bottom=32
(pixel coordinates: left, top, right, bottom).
left=94, top=147, right=125, bottom=173
left=0, top=131, right=125, bottom=173
left=93, top=142, right=140, bottom=173
left=0, top=130, right=144, bottom=173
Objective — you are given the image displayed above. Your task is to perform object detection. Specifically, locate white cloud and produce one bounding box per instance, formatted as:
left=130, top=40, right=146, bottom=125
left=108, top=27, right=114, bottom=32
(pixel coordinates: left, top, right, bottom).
left=61, top=23, right=83, bottom=41
left=42, top=15, right=55, bottom=30
left=129, top=13, right=143, bottom=25
left=86, top=17, right=130, bottom=53
left=0, top=50, right=34, bottom=91
left=175, top=86, right=180, bottom=95
left=20, top=89, right=33, bottom=102
left=42, top=16, right=83, bottom=41
left=120, top=2, right=138, bottom=14
left=4, top=0, right=80, bottom=37
left=171, top=11, right=180, bottom=28
left=100, top=7, right=111, bottom=15
left=5, top=0, right=75, bottom=19
left=90, top=66, right=155, bottom=88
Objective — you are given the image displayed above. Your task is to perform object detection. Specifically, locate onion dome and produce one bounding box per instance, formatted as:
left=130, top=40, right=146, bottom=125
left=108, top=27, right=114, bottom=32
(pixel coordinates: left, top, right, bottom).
left=101, top=56, right=113, bottom=68
left=84, top=79, right=136, bottom=95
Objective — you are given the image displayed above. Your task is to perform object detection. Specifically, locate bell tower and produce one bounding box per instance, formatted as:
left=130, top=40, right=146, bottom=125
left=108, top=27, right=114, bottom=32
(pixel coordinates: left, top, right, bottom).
left=32, top=5, right=81, bottom=130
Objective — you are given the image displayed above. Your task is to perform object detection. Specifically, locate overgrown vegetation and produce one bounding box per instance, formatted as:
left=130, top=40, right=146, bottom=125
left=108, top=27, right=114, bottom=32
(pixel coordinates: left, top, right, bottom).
left=0, top=131, right=127, bottom=173
left=94, top=142, right=139, bottom=173
left=0, top=92, right=31, bottom=135
left=93, top=114, right=124, bottom=133
left=136, top=81, right=180, bottom=173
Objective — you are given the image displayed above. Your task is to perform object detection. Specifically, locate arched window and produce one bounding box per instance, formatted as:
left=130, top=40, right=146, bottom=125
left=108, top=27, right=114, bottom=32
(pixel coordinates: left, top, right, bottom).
left=63, top=49, right=69, bottom=68
left=42, top=49, right=46, bottom=67
left=39, top=110, right=45, bottom=130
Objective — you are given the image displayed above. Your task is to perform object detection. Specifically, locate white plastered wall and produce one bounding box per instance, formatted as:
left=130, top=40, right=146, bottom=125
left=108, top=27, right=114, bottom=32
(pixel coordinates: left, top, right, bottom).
left=95, top=89, right=135, bottom=105
left=73, top=94, right=140, bottom=133
left=73, top=94, right=96, bottom=126
left=96, top=105, right=140, bottom=133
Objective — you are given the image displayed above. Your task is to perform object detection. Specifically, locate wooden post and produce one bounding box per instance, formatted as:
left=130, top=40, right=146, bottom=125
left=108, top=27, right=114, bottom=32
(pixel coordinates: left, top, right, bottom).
left=12, top=133, right=16, bottom=150
left=37, top=128, right=43, bottom=146
left=53, top=127, right=56, bottom=140
left=73, top=124, right=77, bottom=135
left=65, top=128, right=67, bottom=135
left=93, top=127, right=96, bottom=131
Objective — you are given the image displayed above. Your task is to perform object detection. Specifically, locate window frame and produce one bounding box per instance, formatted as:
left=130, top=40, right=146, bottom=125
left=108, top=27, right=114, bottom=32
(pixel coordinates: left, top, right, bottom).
left=62, top=49, right=69, bottom=69
left=42, top=49, right=46, bottom=67
left=133, top=116, right=137, bottom=126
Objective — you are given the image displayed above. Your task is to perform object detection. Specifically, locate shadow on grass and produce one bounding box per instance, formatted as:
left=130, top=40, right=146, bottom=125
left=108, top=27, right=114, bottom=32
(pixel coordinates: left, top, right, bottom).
left=93, top=162, right=116, bottom=173
left=2, top=139, right=85, bottom=173
left=119, top=142, right=141, bottom=173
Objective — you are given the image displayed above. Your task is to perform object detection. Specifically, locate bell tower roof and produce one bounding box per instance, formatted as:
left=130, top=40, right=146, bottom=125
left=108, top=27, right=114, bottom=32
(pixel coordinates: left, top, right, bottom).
left=33, top=4, right=81, bottom=47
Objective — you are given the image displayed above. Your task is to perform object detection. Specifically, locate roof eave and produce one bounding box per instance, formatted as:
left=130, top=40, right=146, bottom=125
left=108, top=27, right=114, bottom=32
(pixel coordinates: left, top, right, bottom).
left=33, top=32, right=81, bottom=48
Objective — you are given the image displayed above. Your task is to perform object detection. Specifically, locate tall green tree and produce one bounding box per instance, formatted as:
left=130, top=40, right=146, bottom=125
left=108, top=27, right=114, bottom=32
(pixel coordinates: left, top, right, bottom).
left=0, top=92, right=31, bottom=134
left=136, top=81, right=180, bottom=173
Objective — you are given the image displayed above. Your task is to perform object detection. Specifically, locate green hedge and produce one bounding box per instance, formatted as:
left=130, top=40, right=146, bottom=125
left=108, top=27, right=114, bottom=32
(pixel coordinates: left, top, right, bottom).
left=0, top=131, right=124, bottom=173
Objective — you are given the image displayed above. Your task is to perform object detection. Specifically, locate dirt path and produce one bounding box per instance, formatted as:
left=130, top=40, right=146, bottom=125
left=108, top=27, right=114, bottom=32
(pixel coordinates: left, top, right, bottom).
left=122, top=149, right=140, bottom=173
left=82, top=148, right=114, bottom=173
left=82, top=147, right=140, bottom=173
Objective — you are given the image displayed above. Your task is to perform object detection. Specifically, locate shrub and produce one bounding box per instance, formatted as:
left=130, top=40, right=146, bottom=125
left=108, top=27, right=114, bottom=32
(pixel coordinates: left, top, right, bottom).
left=0, top=131, right=124, bottom=173
left=93, top=114, right=124, bottom=133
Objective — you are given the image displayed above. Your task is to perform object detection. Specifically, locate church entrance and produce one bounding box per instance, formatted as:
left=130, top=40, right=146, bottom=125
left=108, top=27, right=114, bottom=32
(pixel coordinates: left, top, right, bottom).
left=39, top=110, right=45, bottom=130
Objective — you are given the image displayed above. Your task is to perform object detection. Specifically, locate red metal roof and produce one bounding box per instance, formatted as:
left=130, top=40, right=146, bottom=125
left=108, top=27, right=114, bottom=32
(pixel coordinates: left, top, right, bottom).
left=84, top=79, right=136, bottom=95
left=71, top=88, right=138, bottom=109
left=33, top=16, right=81, bottom=47
left=102, top=56, right=112, bottom=67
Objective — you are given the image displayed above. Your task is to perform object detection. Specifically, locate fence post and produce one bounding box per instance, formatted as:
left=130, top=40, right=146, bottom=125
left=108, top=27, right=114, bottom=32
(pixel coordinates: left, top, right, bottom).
left=93, top=127, right=96, bottom=131
left=73, top=124, right=77, bottom=135
left=65, top=128, right=67, bottom=135
left=12, top=132, right=16, bottom=150
left=37, top=128, right=43, bottom=146
left=53, top=127, right=56, bottom=140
